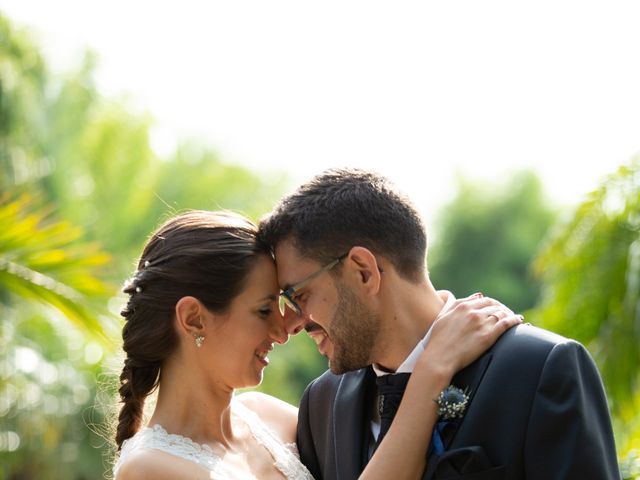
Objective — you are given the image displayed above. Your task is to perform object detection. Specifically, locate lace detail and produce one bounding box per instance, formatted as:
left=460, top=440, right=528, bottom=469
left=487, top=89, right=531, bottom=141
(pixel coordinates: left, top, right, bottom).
left=113, top=424, right=222, bottom=476
left=113, top=401, right=314, bottom=480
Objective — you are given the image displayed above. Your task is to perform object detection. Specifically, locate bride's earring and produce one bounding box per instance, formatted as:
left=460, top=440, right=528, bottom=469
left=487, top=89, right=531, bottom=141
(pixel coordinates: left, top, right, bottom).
left=193, top=316, right=205, bottom=348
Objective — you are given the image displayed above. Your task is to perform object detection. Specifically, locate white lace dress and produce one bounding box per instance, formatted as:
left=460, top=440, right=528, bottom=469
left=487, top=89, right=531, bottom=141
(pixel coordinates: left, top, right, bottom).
left=113, top=401, right=314, bottom=479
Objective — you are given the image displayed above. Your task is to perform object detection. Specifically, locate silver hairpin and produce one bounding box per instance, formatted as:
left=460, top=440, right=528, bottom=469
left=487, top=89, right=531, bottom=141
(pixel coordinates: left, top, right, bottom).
left=144, top=260, right=150, bottom=268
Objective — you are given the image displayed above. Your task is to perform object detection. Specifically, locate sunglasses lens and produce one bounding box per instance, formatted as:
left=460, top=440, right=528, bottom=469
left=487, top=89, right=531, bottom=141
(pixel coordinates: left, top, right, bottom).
left=278, top=296, right=287, bottom=315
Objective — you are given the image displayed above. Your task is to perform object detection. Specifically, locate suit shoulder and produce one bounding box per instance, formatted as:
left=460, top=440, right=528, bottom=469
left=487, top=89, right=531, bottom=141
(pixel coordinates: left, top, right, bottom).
left=304, top=367, right=370, bottom=397
left=491, top=323, right=579, bottom=360
left=311, top=368, right=342, bottom=387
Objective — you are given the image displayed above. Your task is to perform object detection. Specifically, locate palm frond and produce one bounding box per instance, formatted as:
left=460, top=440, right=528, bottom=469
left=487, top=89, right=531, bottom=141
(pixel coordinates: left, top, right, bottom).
left=0, top=192, right=114, bottom=339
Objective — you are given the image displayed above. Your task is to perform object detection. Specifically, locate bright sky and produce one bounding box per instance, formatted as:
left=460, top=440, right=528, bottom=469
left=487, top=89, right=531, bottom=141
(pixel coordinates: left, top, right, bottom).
left=2, top=1, right=639, bottom=226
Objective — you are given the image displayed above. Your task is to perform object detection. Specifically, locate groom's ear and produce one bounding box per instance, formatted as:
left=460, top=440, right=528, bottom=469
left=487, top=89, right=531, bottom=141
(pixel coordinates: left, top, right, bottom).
left=175, top=296, right=205, bottom=338
left=345, top=246, right=382, bottom=297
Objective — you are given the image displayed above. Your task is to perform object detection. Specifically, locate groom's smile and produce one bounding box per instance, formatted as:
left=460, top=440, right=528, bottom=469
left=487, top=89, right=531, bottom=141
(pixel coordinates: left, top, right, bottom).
left=306, top=322, right=334, bottom=357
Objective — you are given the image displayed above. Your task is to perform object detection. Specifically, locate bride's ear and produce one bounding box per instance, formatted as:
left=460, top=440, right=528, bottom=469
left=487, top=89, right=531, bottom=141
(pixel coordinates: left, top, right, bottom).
left=175, top=296, right=205, bottom=338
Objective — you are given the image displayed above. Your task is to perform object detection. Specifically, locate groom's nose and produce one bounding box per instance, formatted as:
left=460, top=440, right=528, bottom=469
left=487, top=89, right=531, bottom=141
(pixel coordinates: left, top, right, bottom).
left=283, top=307, right=307, bottom=335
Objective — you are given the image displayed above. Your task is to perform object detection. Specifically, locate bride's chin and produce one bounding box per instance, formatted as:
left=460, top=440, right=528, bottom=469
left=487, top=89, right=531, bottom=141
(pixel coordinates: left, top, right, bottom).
left=231, top=371, right=264, bottom=390
left=248, top=372, right=265, bottom=388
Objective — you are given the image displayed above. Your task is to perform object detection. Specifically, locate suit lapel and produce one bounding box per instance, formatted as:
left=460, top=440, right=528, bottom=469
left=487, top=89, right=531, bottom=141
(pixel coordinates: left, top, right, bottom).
left=333, top=366, right=375, bottom=480
left=441, top=351, right=493, bottom=449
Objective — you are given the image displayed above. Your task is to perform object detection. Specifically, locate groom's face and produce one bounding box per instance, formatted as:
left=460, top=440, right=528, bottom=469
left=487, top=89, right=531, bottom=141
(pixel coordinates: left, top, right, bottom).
left=329, top=281, right=380, bottom=373
left=274, top=241, right=380, bottom=373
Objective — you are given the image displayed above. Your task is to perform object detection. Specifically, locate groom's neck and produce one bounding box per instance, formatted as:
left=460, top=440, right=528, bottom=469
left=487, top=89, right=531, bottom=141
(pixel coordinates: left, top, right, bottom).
left=371, top=279, right=444, bottom=372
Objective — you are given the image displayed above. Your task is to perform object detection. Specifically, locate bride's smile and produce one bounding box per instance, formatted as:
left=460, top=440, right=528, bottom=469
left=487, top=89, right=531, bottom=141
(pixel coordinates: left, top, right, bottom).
left=198, top=254, right=288, bottom=389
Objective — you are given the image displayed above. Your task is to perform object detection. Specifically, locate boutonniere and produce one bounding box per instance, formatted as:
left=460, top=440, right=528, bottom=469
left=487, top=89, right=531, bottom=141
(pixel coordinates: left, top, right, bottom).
left=429, top=385, right=470, bottom=456
left=434, top=385, right=470, bottom=420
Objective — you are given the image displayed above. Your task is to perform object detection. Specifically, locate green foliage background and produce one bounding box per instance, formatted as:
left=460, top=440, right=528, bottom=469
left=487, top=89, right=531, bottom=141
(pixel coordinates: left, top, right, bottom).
left=1, top=13, right=638, bottom=479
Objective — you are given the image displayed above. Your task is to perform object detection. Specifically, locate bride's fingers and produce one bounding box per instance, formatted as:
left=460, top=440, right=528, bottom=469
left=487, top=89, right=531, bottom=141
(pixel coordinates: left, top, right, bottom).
left=448, top=296, right=513, bottom=316
left=470, top=307, right=523, bottom=336
left=465, top=313, right=522, bottom=355
left=457, top=292, right=484, bottom=302
left=477, top=305, right=514, bottom=322
left=453, top=296, right=513, bottom=314
left=493, top=313, right=524, bottom=334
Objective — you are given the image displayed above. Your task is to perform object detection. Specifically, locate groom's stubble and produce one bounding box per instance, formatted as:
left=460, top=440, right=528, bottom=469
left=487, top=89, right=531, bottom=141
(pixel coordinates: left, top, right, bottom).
left=328, top=283, right=381, bottom=374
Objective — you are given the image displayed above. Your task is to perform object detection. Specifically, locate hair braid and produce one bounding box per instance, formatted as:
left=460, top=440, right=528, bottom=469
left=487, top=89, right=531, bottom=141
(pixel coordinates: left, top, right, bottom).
left=115, top=360, right=160, bottom=450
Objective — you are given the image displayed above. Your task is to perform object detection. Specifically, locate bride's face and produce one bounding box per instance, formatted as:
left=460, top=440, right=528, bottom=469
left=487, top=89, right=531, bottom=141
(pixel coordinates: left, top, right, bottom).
left=204, top=254, right=288, bottom=388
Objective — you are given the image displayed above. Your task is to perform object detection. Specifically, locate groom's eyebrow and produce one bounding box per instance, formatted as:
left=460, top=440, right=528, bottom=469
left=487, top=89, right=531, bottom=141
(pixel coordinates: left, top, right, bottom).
left=259, top=294, right=278, bottom=302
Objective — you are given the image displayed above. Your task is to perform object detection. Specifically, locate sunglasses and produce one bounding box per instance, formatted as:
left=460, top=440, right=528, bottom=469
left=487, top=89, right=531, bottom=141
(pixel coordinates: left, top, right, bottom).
left=278, top=253, right=349, bottom=316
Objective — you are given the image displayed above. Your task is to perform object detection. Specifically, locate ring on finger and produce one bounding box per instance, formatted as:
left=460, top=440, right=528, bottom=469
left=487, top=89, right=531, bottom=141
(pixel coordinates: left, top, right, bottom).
left=487, top=312, right=500, bottom=321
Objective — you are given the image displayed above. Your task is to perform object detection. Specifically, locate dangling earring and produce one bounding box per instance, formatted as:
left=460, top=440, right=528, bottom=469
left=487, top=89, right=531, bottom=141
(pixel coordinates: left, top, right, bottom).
left=194, top=333, right=205, bottom=348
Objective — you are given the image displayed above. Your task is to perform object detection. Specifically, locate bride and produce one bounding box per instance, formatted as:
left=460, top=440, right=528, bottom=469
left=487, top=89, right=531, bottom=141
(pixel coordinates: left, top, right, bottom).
left=113, top=210, right=520, bottom=479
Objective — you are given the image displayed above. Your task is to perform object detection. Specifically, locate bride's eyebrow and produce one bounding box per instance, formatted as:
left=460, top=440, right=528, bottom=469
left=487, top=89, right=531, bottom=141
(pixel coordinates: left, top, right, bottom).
left=257, top=294, right=278, bottom=302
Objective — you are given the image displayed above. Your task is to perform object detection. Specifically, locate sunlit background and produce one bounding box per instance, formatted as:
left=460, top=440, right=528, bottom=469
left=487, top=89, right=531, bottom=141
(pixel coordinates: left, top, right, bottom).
left=1, top=1, right=639, bottom=478
left=3, top=1, right=640, bottom=222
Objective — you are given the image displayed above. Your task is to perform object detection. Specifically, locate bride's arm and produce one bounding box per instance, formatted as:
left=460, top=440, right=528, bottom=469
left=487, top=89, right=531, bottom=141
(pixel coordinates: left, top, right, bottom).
left=359, top=294, right=522, bottom=480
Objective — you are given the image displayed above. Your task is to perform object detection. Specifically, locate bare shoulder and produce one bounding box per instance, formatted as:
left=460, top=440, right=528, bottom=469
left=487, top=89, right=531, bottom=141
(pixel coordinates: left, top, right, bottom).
left=236, top=391, right=298, bottom=444
left=116, top=448, right=209, bottom=480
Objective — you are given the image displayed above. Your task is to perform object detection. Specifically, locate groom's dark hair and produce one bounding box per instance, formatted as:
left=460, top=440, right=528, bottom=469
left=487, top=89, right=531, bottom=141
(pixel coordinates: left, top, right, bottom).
left=259, top=168, right=427, bottom=282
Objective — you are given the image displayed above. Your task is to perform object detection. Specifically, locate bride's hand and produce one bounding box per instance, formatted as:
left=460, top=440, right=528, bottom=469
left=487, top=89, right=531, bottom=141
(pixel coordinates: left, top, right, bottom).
left=420, top=293, right=523, bottom=377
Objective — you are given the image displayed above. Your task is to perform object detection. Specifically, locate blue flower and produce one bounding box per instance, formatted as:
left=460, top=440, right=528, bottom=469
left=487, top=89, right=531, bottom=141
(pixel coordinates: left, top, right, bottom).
left=434, top=385, right=469, bottom=420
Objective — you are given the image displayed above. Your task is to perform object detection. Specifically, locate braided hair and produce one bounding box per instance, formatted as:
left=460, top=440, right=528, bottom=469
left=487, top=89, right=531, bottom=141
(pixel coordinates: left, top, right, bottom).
left=116, top=210, right=268, bottom=450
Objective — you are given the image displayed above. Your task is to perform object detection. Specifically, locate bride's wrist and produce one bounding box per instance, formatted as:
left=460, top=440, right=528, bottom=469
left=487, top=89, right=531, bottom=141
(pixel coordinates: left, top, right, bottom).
left=414, top=354, right=455, bottom=385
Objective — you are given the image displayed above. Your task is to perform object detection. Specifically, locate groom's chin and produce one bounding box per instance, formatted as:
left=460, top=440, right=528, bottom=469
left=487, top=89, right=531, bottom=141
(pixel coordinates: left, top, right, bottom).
left=327, top=357, right=367, bottom=375
left=326, top=355, right=343, bottom=375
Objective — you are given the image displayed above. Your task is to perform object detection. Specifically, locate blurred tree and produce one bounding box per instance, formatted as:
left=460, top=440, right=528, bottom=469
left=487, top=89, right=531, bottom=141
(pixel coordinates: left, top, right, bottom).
left=0, top=14, right=48, bottom=190
left=531, top=157, right=640, bottom=455
left=0, top=193, right=116, bottom=478
left=429, top=170, right=556, bottom=313
left=0, top=193, right=111, bottom=335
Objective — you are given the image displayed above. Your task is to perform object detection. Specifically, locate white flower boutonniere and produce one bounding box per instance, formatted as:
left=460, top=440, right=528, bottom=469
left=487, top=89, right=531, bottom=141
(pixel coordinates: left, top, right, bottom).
left=434, top=385, right=469, bottom=420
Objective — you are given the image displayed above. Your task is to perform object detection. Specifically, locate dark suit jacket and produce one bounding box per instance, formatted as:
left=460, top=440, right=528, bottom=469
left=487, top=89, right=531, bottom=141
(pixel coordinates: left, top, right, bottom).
left=296, top=325, right=621, bottom=480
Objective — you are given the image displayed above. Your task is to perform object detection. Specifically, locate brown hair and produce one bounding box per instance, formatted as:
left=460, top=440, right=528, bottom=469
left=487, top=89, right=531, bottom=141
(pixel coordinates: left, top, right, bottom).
left=115, top=210, right=268, bottom=450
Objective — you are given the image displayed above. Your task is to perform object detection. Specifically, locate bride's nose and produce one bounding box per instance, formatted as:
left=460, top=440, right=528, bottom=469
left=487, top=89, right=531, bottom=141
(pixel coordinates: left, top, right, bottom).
left=269, top=311, right=289, bottom=344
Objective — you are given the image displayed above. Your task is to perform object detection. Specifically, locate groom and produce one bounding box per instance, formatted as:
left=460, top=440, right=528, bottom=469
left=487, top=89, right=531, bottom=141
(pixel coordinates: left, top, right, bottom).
left=259, top=168, right=620, bottom=479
